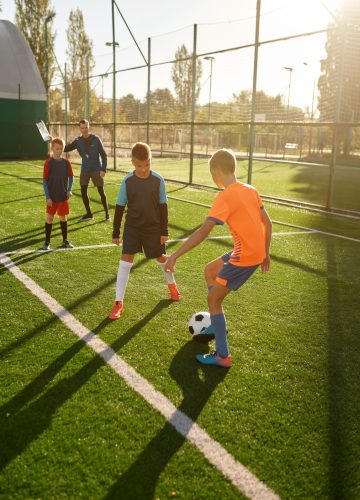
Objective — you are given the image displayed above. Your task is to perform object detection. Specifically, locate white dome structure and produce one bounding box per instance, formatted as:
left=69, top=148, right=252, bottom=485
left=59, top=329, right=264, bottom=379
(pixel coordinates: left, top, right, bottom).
left=0, top=19, right=47, bottom=157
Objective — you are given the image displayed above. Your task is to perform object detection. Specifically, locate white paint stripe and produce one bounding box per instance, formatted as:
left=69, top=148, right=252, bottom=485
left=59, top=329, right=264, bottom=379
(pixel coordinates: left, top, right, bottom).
left=1, top=231, right=315, bottom=256
left=0, top=253, right=279, bottom=500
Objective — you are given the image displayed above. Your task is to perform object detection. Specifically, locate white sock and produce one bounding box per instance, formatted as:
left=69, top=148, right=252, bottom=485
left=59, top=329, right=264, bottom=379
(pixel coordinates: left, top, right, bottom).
left=157, top=260, right=175, bottom=285
left=115, top=260, right=133, bottom=301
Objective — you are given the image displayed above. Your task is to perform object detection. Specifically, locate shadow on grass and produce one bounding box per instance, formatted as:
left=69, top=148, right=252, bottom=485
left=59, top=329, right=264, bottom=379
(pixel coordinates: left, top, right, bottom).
left=0, top=193, right=45, bottom=205
left=105, top=341, right=228, bottom=500
left=326, top=238, right=360, bottom=498
left=0, top=299, right=173, bottom=473
left=0, top=212, right=105, bottom=253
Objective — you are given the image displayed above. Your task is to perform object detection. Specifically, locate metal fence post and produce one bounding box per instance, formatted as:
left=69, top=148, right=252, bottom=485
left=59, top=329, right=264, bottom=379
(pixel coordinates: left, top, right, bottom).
left=111, top=0, right=117, bottom=170
left=146, top=37, right=151, bottom=145
left=247, top=0, right=261, bottom=185
left=189, top=24, right=197, bottom=185
left=86, top=58, right=90, bottom=120
left=64, top=63, right=68, bottom=144
left=326, top=13, right=345, bottom=210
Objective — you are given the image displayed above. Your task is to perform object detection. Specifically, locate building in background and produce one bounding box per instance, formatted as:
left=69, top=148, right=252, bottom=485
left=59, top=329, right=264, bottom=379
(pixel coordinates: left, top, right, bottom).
left=0, top=20, right=47, bottom=158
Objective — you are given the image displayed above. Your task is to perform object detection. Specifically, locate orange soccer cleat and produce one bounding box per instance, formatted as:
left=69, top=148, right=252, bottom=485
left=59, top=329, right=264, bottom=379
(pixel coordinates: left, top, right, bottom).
left=108, top=301, right=124, bottom=320
left=168, top=283, right=181, bottom=301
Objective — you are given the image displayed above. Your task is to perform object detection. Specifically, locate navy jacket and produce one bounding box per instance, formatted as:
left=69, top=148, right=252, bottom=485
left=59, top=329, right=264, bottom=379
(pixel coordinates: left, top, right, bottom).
left=64, top=134, right=107, bottom=173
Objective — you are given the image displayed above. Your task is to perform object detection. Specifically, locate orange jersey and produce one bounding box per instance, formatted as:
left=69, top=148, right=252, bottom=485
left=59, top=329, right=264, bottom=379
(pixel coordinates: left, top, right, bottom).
left=207, top=182, right=265, bottom=266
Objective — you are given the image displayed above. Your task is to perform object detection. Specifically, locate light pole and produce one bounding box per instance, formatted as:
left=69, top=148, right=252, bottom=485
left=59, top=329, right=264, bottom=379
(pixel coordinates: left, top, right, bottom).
left=44, top=12, right=55, bottom=120
left=204, top=56, right=215, bottom=155
left=106, top=30, right=119, bottom=169
left=303, top=61, right=316, bottom=156
left=283, top=66, right=293, bottom=158
left=284, top=66, right=293, bottom=117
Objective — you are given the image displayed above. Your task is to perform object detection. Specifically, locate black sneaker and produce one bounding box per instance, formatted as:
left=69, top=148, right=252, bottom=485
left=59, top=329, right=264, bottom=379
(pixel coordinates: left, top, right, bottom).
left=41, top=242, right=51, bottom=251
left=79, top=213, right=93, bottom=221
left=105, top=213, right=111, bottom=222
left=61, top=240, right=74, bottom=249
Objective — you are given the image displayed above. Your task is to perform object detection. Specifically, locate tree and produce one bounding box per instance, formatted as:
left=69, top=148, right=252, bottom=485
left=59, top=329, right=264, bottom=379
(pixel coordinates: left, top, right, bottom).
left=318, top=0, right=360, bottom=123
left=15, top=0, right=56, bottom=87
left=66, top=8, right=95, bottom=120
left=118, top=94, right=142, bottom=122
left=149, top=88, right=175, bottom=120
left=171, top=45, right=202, bottom=119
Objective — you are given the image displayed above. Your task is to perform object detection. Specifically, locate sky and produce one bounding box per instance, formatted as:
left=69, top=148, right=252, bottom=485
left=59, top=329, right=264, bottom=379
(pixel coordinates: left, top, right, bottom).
left=1, top=0, right=340, bottom=112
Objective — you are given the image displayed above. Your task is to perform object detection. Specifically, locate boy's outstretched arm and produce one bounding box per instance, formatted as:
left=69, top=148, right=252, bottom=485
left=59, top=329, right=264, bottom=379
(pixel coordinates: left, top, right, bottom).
left=260, top=207, right=272, bottom=272
left=165, top=219, right=216, bottom=272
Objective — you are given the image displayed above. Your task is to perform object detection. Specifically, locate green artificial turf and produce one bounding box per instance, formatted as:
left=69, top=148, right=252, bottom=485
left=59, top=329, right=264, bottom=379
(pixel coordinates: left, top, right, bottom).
left=1, top=160, right=359, bottom=499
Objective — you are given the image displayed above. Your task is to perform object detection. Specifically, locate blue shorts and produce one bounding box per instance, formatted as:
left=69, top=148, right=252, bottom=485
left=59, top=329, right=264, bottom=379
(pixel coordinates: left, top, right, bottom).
left=216, top=251, right=259, bottom=291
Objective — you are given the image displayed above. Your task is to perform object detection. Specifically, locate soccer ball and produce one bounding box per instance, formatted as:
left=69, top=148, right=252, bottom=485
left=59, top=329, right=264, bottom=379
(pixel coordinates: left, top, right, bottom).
left=188, top=311, right=211, bottom=336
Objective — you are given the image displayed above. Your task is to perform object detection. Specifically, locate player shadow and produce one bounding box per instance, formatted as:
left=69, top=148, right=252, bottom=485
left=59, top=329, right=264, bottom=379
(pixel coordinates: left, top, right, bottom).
left=0, top=340, right=106, bottom=472
left=325, top=238, right=360, bottom=498
left=0, top=299, right=173, bottom=472
left=0, top=271, right=116, bottom=357
left=0, top=216, right=105, bottom=253
left=105, top=341, right=228, bottom=500
left=0, top=193, right=45, bottom=205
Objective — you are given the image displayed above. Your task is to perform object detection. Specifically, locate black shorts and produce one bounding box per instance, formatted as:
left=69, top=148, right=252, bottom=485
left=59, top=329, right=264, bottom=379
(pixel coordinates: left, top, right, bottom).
left=80, top=170, right=104, bottom=187
left=122, top=225, right=165, bottom=259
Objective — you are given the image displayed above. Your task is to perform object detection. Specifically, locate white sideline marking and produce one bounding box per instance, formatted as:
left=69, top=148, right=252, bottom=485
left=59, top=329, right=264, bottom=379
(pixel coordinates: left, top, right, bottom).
left=0, top=253, right=279, bottom=500
left=1, top=231, right=315, bottom=256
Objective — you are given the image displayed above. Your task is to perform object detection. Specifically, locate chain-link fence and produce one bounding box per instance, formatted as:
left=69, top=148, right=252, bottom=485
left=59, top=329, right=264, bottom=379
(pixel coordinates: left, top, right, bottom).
left=48, top=1, right=360, bottom=214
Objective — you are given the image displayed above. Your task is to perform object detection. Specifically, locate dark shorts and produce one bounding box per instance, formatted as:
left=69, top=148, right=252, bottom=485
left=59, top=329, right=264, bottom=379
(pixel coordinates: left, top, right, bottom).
left=216, top=251, right=259, bottom=291
left=122, top=225, right=165, bottom=259
left=80, top=170, right=104, bottom=187
left=46, top=200, right=69, bottom=216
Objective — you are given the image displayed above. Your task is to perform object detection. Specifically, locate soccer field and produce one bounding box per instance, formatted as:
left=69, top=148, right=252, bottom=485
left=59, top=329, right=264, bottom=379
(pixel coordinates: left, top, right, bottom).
left=102, top=155, right=360, bottom=213
left=1, top=161, right=359, bottom=499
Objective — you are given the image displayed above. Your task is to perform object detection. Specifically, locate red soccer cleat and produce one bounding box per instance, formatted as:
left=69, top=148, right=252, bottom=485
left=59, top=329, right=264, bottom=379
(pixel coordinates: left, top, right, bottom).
left=168, top=283, right=181, bottom=301
left=108, top=301, right=124, bottom=320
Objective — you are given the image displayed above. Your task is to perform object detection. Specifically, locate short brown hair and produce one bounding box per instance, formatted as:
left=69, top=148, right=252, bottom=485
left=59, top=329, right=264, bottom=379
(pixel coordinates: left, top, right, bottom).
left=131, top=142, right=151, bottom=161
left=79, top=119, right=89, bottom=126
left=209, top=148, right=236, bottom=174
left=51, top=137, right=65, bottom=148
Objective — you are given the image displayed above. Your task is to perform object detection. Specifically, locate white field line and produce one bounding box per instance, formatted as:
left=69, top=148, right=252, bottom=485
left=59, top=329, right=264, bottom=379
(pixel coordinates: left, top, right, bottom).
left=168, top=196, right=360, bottom=243
left=2, top=231, right=315, bottom=256
left=0, top=253, right=279, bottom=500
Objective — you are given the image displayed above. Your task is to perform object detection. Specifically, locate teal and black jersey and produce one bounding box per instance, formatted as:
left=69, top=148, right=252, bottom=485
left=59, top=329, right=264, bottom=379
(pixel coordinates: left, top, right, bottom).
left=113, top=170, right=168, bottom=238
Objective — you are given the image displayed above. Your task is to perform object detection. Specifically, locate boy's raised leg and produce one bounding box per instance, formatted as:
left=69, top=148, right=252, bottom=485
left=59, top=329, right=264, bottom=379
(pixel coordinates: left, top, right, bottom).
left=157, top=256, right=181, bottom=301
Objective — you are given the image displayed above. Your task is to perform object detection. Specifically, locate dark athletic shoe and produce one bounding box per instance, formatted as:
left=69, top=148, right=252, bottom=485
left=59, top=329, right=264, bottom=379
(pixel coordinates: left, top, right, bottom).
left=61, top=240, right=74, bottom=249
left=41, top=242, right=51, bottom=251
left=105, top=213, right=111, bottom=222
left=79, top=213, right=93, bottom=221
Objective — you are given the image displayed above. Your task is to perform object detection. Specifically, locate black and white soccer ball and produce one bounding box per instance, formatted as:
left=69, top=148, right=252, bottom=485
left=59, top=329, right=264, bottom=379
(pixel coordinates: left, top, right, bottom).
left=188, top=311, right=211, bottom=336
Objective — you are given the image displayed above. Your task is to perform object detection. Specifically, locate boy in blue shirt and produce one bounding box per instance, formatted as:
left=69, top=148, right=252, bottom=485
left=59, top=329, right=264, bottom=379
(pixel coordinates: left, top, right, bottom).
left=64, top=119, right=109, bottom=222
left=108, top=142, right=181, bottom=320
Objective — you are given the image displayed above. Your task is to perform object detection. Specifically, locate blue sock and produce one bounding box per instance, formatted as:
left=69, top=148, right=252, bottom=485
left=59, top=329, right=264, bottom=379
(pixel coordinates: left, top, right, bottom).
left=210, top=313, right=229, bottom=357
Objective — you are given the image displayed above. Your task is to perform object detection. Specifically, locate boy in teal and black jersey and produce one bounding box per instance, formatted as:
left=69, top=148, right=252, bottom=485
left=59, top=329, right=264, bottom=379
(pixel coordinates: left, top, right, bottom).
left=108, top=142, right=180, bottom=320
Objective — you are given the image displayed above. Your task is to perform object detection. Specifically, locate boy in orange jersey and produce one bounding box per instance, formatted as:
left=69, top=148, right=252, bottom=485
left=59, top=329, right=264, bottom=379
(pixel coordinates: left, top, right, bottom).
left=41, top=138, right=74, bottom=251
left=166, top=149, right=272, bottom=367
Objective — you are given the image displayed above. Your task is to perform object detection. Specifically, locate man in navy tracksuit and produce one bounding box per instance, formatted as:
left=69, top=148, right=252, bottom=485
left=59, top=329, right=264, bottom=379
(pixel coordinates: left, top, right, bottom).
left=64, top=119, right=110, bottom=222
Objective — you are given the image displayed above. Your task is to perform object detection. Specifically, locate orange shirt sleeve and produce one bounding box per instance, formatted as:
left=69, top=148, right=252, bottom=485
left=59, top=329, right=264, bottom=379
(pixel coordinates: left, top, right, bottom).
left=207, top=193, right=229, bottom=225
left=43, top=159, right=50, bottom=179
